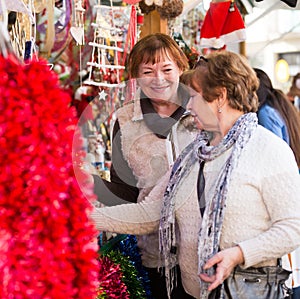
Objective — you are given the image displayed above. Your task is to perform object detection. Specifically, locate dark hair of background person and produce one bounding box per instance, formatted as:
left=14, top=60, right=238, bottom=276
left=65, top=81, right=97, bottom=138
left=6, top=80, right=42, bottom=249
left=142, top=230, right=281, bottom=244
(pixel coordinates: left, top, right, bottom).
left=288, top=72, right=300, bottom=99
left=127, top=33, right=189, bottom=78
left=254, top=68, right=300, bottom=168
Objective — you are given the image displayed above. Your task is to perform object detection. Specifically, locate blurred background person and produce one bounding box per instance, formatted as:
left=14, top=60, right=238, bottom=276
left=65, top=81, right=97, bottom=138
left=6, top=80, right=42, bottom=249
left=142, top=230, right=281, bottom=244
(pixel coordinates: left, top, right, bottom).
left=254, top=68, right=300, bottom=299
left=287, top=72, right=300, bottom=111
left=254, top=68, right=300, bottom=171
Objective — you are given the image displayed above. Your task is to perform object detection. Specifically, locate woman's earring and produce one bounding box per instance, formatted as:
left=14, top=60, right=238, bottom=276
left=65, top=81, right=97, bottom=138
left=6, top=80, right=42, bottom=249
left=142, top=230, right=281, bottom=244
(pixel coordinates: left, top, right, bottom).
left=217, top=99, right=223, bottom=113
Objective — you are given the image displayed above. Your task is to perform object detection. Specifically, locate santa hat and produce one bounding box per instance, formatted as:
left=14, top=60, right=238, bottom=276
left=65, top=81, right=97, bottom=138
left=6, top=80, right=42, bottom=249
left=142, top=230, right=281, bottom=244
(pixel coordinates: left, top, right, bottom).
left=200, top=1, right=246, bottom=49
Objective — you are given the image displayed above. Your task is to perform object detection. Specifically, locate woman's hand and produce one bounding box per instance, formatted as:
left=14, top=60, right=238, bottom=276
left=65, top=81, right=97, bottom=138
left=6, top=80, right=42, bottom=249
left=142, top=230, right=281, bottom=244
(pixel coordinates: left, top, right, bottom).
left=199, top=245, right=244, bottom=291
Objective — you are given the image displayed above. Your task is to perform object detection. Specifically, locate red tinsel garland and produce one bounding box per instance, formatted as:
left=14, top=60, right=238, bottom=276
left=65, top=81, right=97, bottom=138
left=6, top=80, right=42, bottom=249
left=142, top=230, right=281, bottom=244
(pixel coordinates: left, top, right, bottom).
left=97, top=256, right=130, bottom=299
left=0, top=54, right=99, bottom=298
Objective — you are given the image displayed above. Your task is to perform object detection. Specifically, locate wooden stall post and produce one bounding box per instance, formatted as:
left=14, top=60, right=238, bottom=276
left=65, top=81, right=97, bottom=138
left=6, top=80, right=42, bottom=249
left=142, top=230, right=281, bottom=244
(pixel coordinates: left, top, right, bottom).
left=139, top=9, right=168, bottom=38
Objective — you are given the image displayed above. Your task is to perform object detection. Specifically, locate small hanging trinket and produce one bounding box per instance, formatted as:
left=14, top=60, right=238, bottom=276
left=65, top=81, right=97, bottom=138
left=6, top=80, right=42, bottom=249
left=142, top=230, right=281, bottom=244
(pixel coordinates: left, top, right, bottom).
left=229, top=0, right=235, bottom=12
left=70, top=0, right=85, bottom=45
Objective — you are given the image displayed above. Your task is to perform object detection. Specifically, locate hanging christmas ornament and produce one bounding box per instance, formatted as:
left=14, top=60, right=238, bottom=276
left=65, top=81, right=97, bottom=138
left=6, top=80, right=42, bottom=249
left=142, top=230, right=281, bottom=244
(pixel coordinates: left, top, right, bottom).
left=36, top=0, right=72, bottom=60
left=156, top=0, right=184, bottom=19
left=70, top=0, right=85, bottom=45
left=85, top=4, right=128, bottom=87
left=154, top=0, right=163, bottom=6
left=137, top=11, right=144, bottom=26
left=33, top=0, right=46, bottom=13
left=136, top=6, right=144, bottom=39
left=3, top=0, right=30, bottom=14
left=144, top=0, right=154, bottom=5
left=98, top=89, right=108, bottom=101
left=200, top=0, right=246, bottom=49
left=123, top=0, right=142, bottom=4
left=138, top=0, right=156, bottom=14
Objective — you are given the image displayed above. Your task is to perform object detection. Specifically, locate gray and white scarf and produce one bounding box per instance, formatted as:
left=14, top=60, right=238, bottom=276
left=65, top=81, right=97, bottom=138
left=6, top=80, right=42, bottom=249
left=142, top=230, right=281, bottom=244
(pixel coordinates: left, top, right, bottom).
left=159, top=112, right=258, bottom=299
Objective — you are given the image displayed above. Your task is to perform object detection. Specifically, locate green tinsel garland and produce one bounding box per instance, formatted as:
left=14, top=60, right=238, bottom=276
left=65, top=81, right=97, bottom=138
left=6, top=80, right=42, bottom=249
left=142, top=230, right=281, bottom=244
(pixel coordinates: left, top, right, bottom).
left=97, top=290, right=107, bottom=299
left=106, top=250, right=147, bottom=299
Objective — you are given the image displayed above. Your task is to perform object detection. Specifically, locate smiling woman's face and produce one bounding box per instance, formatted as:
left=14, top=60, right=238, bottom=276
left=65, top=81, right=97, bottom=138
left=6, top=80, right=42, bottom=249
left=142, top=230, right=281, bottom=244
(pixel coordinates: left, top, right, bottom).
left=137, top=56, right=182, bottom=104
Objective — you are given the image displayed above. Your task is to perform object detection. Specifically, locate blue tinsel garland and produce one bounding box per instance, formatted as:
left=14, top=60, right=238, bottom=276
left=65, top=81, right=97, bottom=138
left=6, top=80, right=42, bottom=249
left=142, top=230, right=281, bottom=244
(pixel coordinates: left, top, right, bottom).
left=116, top=235, right=153, bottom=299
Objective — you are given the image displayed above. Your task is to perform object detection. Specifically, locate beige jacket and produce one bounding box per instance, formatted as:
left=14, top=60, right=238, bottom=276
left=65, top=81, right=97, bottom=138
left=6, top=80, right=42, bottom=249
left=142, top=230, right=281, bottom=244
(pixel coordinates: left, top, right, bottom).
left=115, top=95, right=197, bottom=267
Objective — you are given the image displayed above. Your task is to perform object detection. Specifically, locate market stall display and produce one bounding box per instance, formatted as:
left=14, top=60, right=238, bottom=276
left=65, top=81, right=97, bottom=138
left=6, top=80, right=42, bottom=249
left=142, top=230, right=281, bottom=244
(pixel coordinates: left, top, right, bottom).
left=3, top=0, right=298, bottom=298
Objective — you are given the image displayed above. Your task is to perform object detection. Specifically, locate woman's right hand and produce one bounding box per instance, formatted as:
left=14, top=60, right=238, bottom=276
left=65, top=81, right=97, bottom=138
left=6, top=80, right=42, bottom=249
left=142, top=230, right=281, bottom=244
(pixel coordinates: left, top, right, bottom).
left=199, top=245, right=244, bottom=291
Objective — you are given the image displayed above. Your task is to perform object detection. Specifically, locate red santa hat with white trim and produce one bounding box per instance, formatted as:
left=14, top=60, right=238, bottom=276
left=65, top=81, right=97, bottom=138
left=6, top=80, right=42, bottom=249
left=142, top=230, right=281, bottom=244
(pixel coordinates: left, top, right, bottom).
left=200, top=0, right=246, bottom=49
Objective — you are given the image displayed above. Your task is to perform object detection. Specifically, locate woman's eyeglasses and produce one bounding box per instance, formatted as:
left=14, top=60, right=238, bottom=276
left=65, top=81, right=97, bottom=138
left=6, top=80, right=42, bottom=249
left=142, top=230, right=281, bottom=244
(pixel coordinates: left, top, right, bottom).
left=193, top=55, right=208, bottom=69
